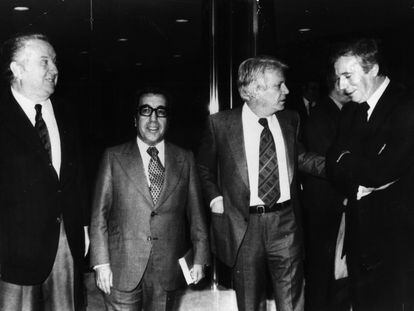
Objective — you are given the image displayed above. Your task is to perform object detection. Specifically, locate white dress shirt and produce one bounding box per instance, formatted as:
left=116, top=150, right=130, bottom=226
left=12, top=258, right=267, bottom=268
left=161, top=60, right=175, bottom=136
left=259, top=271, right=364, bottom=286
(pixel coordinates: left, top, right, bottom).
left=242, top=103, right=291, bottom=205
left=136, top=137, right=165, bottom=186
left=11, top=87, right=61, bottom=177
left=209, top=104, right=291, bottom=208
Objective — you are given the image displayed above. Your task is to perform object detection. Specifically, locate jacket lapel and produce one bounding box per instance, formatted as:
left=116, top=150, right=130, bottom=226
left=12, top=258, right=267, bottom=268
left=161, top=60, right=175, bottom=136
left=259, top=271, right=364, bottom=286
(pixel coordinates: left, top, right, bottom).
left=227, top=108, right=249, bottom=190
left=155, top=142, right=184, bottom=209
left=367, top=83, right=396, bottom=136
left=116, top=141, right=153, bottom=205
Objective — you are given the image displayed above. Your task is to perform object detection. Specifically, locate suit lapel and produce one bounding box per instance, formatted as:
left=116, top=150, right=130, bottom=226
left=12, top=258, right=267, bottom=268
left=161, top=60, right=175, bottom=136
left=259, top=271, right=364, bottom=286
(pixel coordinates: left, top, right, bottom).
left=227, top=108, right=249, bottom=190
left=367, top=83, right=396, bottom=136
left=155, top=142, right=184, bottom=209
left=276, top=111, right=295, bottom=184
left=116, top=141, right=153, bottom=205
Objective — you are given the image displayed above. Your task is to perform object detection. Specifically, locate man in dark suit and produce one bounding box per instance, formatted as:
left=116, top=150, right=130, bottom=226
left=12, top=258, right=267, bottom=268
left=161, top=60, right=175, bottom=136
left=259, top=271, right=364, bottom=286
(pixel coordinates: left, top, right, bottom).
left=197, top=56, right=324, bottom=311
left=302, top=75, right=351, bottom=311
left=0, top=33, right=88, bottom=310
left=90, top=87, right=210, bottom=311
left=327, top=38, right=414, bottom=310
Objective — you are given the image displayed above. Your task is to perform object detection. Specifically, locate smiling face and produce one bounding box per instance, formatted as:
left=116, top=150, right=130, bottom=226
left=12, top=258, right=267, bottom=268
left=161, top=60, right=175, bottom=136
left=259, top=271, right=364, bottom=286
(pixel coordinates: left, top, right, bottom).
left=334, top=55, right=378, bottom=103
left=248, top=69, right=289, bottom=117
left=10, top=39, right=58, bottom=102
left=135, top=94, right=168, bottom=146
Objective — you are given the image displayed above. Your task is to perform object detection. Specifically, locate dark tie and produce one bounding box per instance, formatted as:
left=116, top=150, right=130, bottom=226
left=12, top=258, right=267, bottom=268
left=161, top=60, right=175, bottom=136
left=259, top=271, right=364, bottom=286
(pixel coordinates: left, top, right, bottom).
left=34, top=104, right=52, bottom=161
left=147, top=147, right=165, bottom=205
left=358, top=102, right=370, bottom=122
left=258, top=118, right=280, bottom=206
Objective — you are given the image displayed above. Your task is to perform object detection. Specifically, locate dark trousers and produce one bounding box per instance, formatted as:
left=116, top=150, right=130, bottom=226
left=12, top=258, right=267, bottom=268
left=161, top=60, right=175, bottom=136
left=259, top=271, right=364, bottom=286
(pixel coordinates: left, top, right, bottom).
left=103, top=252, right=175, bottom=311
left=0, top=221, right=76, bottom=311
left=232, top=205, right=304, bottom=311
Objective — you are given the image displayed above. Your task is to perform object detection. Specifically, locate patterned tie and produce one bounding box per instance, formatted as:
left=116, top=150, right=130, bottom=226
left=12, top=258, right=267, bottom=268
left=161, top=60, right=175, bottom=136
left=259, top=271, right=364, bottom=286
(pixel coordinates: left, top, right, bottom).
left=34, top=104, right=52, bottom=161
left=147, top=147, right=165, bottom=205
left=258, top=118, right=280, bottom=205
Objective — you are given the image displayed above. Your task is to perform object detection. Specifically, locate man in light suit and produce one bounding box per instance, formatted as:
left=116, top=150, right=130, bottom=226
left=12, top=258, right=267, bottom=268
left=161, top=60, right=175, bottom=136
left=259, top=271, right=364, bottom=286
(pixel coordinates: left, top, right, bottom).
left=0, top=33, right=88, bottom=311
left=197, top=56, right=324, bottom=311
left=327, top=38, right=414, bottom=310
left=90, top=87, right=210, bottom=311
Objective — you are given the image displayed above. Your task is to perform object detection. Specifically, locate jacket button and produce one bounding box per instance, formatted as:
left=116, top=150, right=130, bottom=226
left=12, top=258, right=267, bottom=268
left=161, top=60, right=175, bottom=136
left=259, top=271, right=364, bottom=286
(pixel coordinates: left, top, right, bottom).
left=150, top=211, right=157, bottom=217
left=147, top=236, right=152, bottom=241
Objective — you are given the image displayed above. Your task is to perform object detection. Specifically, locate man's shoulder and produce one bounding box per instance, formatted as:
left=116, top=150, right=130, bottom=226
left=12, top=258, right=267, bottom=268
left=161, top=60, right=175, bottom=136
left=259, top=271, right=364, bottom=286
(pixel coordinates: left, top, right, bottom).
left=104, top=140, right=136, bottom=155
left=277, top=108, right=300, bottom=124
left=209, top=107, right=242, bottom=122
left=165, top=141, right=193, bottom=158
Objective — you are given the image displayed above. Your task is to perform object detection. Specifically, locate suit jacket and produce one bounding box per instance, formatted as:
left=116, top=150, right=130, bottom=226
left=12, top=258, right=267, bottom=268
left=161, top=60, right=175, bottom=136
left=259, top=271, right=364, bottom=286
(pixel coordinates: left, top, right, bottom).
left=303, top=97, right=345, bottom=214
left=302, top=97, right=346, bottom=308
left=90, top=140, right=209, bottom=291
left=0, top=89, right=86, bottom=300
left=197, top=107, right=324, bottom=267
left=327, top=82, right=414, bottom=273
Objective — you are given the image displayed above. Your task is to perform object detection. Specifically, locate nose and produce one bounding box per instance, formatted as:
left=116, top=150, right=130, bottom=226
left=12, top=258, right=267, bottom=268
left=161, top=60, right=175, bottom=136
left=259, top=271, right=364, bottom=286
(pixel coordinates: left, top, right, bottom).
left=49, top=61, right=58, bottom=75
left=282, top=83, right=289, bottom=95
left=338, top=76, right=347, bottom=90
left=149, top=110, right=158, bottom=121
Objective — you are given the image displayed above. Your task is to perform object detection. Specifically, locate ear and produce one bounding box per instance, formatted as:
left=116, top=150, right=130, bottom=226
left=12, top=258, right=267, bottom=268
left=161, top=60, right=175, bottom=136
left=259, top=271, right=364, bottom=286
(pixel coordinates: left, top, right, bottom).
left=10, top=61, right=23, bottom=80
left=370, top=64, right=379, bottom=77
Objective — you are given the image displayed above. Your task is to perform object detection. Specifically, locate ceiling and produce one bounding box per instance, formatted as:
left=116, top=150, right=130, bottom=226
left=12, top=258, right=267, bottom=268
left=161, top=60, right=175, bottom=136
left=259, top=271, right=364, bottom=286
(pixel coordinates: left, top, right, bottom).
left=0, top=0, right=413, bottom=89
left=0, top=0, right=413, bottom=149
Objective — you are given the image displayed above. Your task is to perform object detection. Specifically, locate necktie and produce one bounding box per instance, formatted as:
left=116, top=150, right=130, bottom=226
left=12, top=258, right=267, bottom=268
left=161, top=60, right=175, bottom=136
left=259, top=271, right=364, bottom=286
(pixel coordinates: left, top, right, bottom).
left=147, top=147, right=165, bottom=205
left=258, top=118, right=280, bottom=206
left=34, top=104, right=52, bottom=161
left=358, top=102, right=370, bottom=122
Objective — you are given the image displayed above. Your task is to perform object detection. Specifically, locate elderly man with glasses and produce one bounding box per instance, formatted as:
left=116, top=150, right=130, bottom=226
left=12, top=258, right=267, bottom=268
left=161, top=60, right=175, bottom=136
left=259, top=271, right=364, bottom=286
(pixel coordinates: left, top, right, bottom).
left=89, top=87, right=210, bottom=311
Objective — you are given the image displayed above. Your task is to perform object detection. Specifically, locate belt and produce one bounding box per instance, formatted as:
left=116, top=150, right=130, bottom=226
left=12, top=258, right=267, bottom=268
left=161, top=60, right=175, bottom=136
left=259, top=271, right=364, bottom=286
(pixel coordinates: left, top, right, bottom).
left=249, top=200, right=291, bottom=214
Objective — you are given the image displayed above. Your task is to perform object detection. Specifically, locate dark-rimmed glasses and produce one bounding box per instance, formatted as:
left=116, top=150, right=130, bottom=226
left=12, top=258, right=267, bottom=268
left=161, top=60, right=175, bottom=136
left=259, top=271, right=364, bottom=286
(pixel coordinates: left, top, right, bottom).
left=138, top=105, right=168, bottom=118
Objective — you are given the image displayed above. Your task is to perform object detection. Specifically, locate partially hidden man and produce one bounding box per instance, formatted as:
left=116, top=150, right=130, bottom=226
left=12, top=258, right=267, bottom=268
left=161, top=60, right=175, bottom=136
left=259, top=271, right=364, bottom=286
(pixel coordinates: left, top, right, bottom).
left=90, top=88, right=210, bottom=311
left=0, top=33, right=88, bottom=311
left=197, top=56, right=325, bottom=311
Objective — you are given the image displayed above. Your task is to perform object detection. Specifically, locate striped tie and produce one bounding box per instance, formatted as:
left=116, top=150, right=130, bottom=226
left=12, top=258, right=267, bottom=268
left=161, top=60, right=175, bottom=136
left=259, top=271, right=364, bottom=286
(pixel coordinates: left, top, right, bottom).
left=35, top=104, right=52, bottom=161
left=258, top=118, right=280, bottom=205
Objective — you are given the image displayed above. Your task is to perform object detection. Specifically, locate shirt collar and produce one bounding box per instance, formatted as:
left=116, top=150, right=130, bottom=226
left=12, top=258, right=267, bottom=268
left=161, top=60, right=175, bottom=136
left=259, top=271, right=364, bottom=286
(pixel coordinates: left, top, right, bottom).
left=242, top=102, right=275, bottom=127
left=11, top=86, right=51, bottom=107
left=366, top=76, right=390, bottom=111
left=136, top=136, right=165, bottom=157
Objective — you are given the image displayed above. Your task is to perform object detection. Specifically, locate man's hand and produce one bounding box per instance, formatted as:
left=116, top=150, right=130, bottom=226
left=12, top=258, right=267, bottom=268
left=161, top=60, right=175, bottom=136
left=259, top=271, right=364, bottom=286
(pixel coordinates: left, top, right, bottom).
left=190, top=264, right=205, bottom=284
left=84, top=226, right=90, bottom=257
left=95, top=265, right=113, bottom=295
left=357, top=180, right=398, bottom=200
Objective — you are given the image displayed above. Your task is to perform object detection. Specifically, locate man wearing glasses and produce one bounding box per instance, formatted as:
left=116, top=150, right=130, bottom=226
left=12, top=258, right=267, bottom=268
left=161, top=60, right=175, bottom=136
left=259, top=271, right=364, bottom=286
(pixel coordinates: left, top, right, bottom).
left=89, top=87, right=210, bottom=311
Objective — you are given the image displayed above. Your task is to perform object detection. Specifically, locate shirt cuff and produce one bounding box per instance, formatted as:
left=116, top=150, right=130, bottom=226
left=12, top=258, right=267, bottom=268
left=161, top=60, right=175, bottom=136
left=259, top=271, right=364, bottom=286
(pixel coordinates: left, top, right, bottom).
left=336, top=150, right=351, bottom=163
left=93, top=263, right=110, bottom=270
left=210, top=196, right=223, bottom=207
